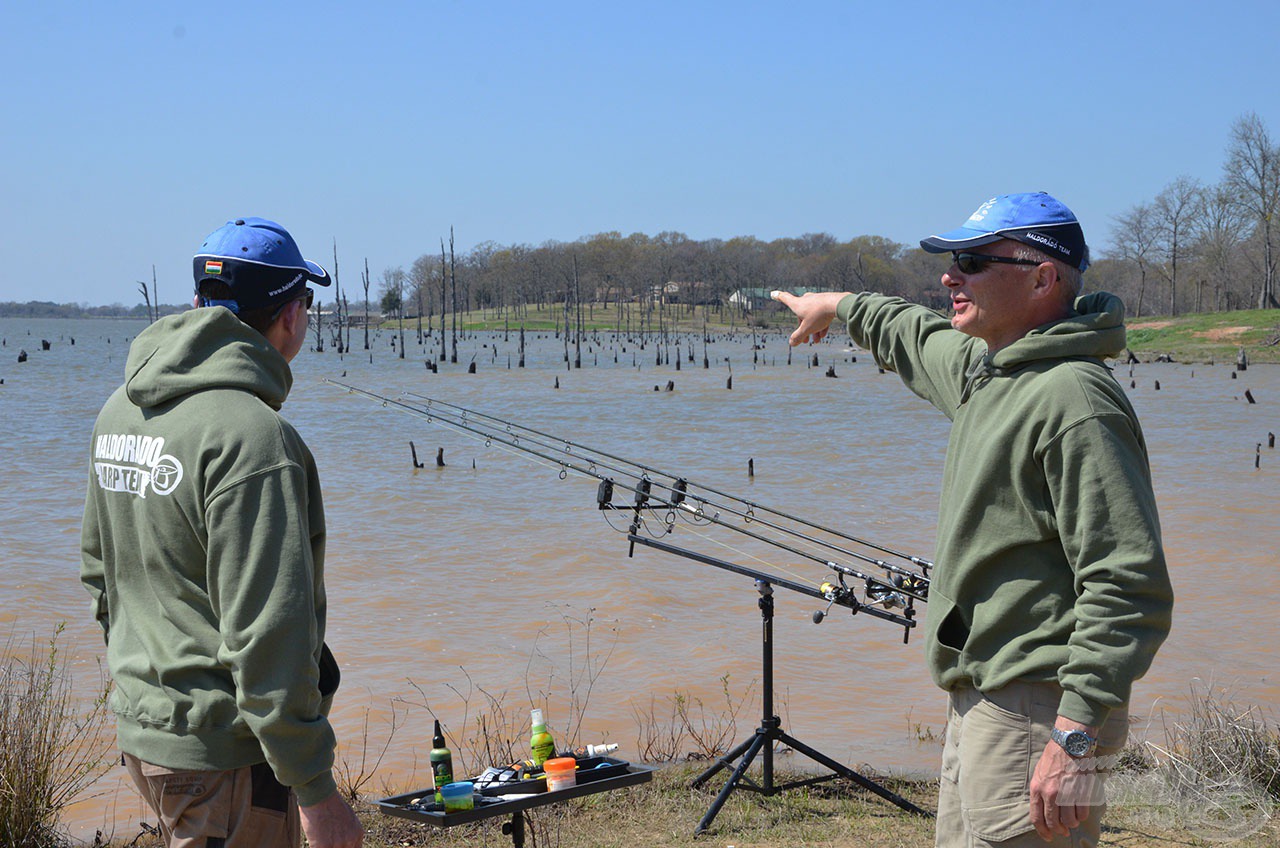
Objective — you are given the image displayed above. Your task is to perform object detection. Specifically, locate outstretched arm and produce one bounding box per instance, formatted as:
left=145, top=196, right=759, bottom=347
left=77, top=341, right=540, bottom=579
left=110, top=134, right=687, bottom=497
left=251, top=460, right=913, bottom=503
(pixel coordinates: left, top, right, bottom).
left=770, top=290, right=853, bottom=346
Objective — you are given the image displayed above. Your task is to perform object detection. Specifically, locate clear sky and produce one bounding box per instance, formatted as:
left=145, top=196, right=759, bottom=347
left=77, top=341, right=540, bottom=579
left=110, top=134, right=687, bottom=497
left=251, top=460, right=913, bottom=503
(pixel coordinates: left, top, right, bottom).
left=3, top=1, right=1279, bottom=305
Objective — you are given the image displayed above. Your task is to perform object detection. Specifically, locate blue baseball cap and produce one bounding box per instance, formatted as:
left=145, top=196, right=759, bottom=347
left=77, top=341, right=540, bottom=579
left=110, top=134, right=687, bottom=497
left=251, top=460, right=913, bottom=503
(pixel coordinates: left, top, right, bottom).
left=193, top=217, right=331, bottom=313
left=920, top=192, right=1090, bottom=270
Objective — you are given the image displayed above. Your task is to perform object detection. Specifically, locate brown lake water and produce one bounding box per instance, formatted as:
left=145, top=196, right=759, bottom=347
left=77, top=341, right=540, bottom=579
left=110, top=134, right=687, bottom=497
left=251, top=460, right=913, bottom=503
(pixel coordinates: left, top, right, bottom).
left=1, top=317, right=1276, bottom=841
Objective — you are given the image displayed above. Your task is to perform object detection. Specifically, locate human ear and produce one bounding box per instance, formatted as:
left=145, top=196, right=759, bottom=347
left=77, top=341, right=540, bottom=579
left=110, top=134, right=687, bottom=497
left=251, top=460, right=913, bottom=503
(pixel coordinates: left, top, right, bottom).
left=1032, top=262, right=1059, bottom=298
left=284, top=297, right=307, bottom=332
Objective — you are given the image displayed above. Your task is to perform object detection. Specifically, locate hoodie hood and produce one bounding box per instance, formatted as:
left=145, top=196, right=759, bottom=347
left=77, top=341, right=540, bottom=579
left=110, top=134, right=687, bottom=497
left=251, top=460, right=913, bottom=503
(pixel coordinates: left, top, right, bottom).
left=124, top=308, right=292, bottom=410
left=990, top=291, right=1127, bottom=371
left=957, top=292, right=1127, bottom=406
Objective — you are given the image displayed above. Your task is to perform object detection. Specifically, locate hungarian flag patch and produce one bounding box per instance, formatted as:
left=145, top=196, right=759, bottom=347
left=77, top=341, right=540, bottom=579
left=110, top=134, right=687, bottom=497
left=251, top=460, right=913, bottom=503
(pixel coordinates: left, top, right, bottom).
left=205, top=260, right=224, bottom=275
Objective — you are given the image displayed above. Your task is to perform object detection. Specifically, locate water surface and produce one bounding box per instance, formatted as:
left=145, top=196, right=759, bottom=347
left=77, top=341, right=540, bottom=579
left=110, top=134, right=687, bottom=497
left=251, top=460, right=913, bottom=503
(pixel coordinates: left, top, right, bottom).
left=1, top=317, right=1275, bottom=840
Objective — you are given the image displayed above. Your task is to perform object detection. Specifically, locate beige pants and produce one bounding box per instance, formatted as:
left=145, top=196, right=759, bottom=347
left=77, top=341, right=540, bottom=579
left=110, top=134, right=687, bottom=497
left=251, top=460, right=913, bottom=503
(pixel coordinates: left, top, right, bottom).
left=935, top=682, right=1129, bottom=848
left=124, top=753, right=300, bottom=848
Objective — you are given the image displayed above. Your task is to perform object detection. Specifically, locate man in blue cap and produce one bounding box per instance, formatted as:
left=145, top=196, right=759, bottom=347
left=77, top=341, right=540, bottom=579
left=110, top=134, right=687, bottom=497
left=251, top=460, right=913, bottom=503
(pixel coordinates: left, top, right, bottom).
left=773, top=192, right=1173, bottom=847
left=82, top=218, right=363, bottom=847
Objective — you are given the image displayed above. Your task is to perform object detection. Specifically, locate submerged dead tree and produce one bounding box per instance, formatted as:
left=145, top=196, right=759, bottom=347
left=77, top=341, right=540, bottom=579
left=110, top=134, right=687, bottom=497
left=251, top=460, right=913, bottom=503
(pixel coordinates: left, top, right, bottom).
left=136, top=281, right=153, bottom=324
left=332, top=239, right=344, bottom=353
left=439, top=240, right=447, bottom=363
left=450, top=227, right=458, bottom=364
left=362, top=258, right=371, bottom=351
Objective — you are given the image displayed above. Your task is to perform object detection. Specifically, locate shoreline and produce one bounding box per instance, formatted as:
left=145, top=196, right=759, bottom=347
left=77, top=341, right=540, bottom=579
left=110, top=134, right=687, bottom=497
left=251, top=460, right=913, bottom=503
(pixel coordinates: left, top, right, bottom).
left=5, top=310, right=1279, bottom=366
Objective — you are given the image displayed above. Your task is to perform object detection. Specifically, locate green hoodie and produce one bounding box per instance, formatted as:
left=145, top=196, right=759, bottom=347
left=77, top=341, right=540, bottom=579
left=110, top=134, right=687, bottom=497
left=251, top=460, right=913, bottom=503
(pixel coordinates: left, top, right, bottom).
left=835, top=292, right=1172, bottom=726
left=80, top=307, right=339, bottom=806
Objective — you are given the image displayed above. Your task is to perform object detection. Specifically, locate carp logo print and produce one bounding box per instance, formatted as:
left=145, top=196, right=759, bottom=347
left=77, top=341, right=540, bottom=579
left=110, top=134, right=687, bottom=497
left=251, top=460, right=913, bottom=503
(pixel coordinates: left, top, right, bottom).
left=92, top=433, right=184, bottom=498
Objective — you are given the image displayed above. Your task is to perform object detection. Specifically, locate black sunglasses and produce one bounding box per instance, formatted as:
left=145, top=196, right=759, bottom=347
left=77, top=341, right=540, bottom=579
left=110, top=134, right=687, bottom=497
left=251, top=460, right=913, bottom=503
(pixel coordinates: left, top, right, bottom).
left=952, top=252, right=1043, bottom=275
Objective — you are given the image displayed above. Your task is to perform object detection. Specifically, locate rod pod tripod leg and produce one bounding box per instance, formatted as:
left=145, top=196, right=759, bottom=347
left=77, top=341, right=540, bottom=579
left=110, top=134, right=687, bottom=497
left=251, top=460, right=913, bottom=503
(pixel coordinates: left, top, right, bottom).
left=690, top=580, right=929, bottom=835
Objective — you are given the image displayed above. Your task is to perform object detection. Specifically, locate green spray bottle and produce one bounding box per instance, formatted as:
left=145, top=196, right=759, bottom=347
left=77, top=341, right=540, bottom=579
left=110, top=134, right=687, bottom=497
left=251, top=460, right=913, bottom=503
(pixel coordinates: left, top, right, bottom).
left=430, top=719, right=453, bottom=804
left=530, top=708, right=555, bottom=767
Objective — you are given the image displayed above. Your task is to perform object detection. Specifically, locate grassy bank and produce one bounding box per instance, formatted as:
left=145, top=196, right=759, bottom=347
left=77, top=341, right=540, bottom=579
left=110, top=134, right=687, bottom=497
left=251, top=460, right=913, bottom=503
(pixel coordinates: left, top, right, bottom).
left=378, top=306, right=1280, bottom=363
left=100, top=673, right=1280, bottom=848
left=8, top=620, right=1276, bottom=846
left=96, top=762, right=1279, bottom=848
left=1127, top=308, right=1280, bottom=364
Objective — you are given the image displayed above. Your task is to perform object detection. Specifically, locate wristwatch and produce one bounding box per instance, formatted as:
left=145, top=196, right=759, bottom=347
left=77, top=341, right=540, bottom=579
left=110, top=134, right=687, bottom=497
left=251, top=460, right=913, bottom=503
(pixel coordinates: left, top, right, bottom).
left=1050, top=727, right=1098, bottom=758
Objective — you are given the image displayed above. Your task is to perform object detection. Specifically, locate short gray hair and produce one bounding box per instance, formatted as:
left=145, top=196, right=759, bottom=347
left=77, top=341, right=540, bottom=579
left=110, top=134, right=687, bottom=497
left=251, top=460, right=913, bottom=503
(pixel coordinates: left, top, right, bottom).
left=1012, top=243, right=1082, bottom=308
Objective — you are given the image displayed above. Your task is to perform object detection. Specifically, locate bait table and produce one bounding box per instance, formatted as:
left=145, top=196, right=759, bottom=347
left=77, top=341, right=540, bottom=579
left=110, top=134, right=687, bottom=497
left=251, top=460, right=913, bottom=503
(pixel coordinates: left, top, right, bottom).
left=375, top=758, right=654, bottom=848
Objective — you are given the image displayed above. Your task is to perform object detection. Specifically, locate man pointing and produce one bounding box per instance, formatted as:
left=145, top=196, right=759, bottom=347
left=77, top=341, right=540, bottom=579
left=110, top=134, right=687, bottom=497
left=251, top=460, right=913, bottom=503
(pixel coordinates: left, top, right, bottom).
left=774, top=192, right=1173, bottom=847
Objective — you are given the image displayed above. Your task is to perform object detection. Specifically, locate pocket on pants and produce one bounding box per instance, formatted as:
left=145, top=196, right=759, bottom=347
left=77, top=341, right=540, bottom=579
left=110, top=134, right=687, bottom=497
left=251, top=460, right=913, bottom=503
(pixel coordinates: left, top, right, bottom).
left=963, top=796, right=1037, bottom=842
left=957, top=698, right=1032, bottom=805
left=142, top=767, right=232, bottom=841
left=952, top=696, right=1039, bottom=824
left=242, top=805, right=290, bottom=846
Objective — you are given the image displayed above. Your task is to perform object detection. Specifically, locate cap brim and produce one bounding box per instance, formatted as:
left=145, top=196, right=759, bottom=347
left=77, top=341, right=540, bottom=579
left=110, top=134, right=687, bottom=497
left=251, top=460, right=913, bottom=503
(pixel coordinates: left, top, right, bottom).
left=919, top=228, right=1004, bottom=254
left=305, top=260, right=332, bottom=286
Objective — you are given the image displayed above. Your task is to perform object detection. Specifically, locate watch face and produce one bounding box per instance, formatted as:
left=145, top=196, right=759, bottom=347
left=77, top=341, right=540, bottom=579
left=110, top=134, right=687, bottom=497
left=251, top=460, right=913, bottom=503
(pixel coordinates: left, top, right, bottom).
left=1063, top=730, right=1093, bottom=757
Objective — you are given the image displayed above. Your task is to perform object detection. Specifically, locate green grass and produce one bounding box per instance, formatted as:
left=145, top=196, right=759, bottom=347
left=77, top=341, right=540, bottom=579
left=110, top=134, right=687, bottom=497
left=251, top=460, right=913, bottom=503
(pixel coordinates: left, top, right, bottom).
left=96, top=762, right=1280, bottom=848
left=1126, top=308, right=1280, bottom=363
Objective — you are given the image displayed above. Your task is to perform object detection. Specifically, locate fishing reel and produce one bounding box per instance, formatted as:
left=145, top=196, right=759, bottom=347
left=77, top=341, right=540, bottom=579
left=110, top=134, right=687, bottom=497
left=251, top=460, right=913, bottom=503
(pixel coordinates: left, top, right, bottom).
left=813, top=572, right=922, bottom=620
left=813, top=579, right=852, bottom=623
left=813, top=571, right=926, bottom=643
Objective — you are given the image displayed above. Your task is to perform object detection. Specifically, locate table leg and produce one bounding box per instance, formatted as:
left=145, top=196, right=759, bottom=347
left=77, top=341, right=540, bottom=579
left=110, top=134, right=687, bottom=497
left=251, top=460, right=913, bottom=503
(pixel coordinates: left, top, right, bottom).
left=501, top=811, right=525, bottom=848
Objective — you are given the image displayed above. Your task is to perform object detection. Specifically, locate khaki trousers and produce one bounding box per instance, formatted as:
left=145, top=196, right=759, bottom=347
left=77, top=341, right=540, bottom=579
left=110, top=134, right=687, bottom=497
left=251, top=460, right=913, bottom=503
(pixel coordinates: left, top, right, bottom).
left=935, top=682, right=1129, bottom=848
left=124, top=753, right=301, bottom=848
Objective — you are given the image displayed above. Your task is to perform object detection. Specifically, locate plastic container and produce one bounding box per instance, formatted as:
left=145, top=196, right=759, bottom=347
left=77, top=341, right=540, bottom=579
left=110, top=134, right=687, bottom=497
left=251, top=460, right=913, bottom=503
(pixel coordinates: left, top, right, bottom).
left=542, top=757, right=577, bottom=791
left=439, top=781, right=474, bottom=812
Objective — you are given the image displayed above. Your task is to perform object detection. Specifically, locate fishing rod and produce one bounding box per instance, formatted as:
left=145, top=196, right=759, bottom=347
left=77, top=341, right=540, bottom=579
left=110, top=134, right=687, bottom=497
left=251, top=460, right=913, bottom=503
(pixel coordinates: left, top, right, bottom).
left=402, top=391, right=933, bottom=575
left=394, top=391, right=932, bottom=601
left=327, top=380, right=932, bottom=641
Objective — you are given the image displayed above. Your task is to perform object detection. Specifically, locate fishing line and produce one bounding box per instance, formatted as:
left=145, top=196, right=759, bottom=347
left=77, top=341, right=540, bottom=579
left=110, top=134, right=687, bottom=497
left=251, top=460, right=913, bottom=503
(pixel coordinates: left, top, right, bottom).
left=656, top=518, right=822, bottom=589
left=397, top=390, right=926, bottom=584
left=394, top=391, right=875, bottom=578
left=402, top=391, right=931, bottom=572
left=328, top=380, right=931, bottom=634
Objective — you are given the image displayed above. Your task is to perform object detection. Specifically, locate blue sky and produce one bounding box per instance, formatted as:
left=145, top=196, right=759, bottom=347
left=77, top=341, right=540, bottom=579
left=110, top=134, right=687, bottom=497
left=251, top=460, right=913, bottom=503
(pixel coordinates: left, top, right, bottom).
left=3, top=1, right=1278, bottom=305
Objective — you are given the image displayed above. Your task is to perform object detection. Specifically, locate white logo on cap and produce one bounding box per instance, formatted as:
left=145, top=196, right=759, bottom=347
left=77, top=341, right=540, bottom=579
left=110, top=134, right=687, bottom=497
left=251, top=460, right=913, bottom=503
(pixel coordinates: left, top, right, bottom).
left=968, top=198, right=998, bottom=224
left=267, top=274, right=306, bottom=297
left=1025, top=231, right=1070, bottom=256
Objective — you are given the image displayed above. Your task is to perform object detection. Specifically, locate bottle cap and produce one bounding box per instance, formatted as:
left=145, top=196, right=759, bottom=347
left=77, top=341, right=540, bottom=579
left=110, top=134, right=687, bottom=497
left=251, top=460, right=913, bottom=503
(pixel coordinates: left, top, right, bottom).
left=530, top=708, right=544, bottom=730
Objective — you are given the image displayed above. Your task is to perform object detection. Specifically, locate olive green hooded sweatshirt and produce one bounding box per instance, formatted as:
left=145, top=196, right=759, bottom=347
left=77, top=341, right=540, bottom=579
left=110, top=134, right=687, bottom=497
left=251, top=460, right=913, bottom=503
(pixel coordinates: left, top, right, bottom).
left=836, top=292, right=1173, bottom=726
left=81, top=307, right=339, bottom=806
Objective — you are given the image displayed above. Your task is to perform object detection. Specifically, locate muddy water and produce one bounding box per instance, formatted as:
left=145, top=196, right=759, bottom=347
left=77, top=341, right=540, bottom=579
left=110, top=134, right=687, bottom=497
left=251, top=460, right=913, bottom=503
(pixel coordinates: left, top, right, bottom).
left=1, top=317, right=1276, bottom=840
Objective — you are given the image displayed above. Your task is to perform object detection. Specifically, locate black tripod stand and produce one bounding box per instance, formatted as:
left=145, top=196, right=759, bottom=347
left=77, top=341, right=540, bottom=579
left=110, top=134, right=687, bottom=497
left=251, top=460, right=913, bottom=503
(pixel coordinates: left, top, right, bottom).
left=689, top=579, right=930, bottom=835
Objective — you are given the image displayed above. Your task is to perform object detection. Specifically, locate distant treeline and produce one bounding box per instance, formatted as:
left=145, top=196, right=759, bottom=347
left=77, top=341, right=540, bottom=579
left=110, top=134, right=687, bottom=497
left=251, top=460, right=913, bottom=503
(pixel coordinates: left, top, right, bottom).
left=364, top=113, right=1278, bottom=323
left=19, top=114, right=1280, bottom=323
left=0, top=301, right=187, bottom=319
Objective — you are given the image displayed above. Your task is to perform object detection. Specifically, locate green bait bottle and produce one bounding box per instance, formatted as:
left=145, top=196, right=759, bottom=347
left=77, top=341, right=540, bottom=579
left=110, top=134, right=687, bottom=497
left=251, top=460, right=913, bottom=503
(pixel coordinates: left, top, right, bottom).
left=430, top=719, right=453, bottom=804
left=530, top=708, right=555, bottom=767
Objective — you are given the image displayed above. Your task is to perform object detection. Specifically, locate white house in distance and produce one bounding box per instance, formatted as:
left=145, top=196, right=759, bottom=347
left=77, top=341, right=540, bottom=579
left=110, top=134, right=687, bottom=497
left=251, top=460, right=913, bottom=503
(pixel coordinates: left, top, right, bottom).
left=727, top=286, right=822, bottom=311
